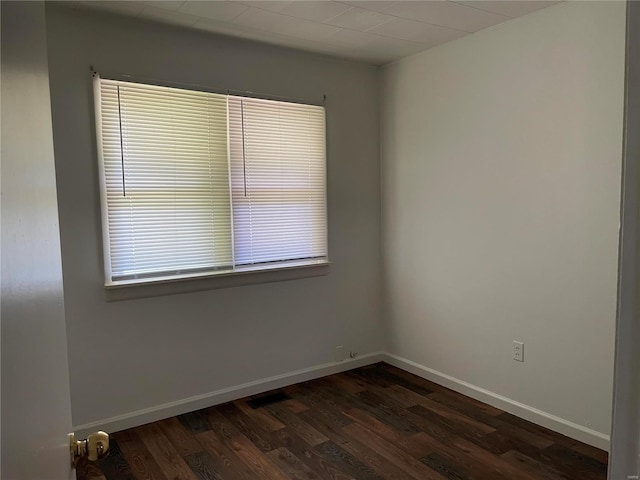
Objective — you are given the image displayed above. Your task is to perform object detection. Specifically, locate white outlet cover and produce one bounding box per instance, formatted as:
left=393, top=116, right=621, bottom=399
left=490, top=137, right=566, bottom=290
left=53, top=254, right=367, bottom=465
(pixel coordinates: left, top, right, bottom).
left=334, top=345, right=345, bottom=362
left=513, top=341, right=524, bottom=362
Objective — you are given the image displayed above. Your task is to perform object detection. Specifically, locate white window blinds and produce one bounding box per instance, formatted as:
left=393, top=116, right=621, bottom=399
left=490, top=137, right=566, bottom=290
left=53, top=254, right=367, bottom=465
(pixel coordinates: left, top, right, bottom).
left=228, top=96, right=327, bottom=266
left=94, top=75, right=327, bottom=285
left=96, top=78, right=232, bottom=282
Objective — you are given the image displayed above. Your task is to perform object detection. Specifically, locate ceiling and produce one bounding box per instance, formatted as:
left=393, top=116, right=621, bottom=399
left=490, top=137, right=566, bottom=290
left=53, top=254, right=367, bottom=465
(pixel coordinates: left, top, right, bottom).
left=69, top=0, right=560, bottom=65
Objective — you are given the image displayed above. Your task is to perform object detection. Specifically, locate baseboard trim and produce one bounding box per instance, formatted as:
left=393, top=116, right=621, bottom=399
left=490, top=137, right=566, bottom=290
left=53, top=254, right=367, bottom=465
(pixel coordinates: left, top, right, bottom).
left=381, top=353, right=610, bottom=451
left=74, top=351, right=384, bottom=438
left=75, top=350, right=611, bottom=451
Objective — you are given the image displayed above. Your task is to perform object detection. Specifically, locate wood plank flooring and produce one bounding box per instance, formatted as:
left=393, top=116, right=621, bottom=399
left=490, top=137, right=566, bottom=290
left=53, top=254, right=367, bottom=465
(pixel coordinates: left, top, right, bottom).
left=77, top=363, right=608, bottom=480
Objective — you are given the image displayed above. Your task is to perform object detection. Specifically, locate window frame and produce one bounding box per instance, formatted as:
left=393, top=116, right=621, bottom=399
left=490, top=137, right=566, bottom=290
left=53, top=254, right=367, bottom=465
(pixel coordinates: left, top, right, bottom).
left=93, top=73, right=330, bottom=290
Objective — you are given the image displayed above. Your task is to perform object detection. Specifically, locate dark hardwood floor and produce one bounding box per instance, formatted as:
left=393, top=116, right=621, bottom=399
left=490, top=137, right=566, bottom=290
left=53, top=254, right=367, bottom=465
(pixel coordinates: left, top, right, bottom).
left=77, top=362, right=608, bottom=480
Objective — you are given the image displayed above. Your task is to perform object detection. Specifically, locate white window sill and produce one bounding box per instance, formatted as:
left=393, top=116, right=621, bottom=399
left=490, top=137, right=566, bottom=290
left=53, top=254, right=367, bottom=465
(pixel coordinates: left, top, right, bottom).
left=104, top=260, right=331, bottom=302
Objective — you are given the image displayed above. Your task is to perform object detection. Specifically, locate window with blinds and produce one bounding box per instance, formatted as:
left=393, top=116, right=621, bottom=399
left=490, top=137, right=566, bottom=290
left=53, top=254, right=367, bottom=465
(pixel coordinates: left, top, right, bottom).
left=94, top=75, right=327, bottom=286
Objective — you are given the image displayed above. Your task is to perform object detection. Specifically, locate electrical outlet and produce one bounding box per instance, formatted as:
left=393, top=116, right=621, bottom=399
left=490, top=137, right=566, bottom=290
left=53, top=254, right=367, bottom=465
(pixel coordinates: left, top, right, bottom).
left=334, top=346, right=345, bottom=362
left=513, top=341, right=524, bottom=362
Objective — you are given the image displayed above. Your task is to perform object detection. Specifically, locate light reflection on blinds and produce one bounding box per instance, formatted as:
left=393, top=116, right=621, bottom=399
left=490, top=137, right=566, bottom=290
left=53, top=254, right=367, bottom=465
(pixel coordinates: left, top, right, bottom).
left=97, top=78, right=232, bottom=281
left=228, top=96, right=327, bottom=266
left=95, top=76, right=327, bottom=285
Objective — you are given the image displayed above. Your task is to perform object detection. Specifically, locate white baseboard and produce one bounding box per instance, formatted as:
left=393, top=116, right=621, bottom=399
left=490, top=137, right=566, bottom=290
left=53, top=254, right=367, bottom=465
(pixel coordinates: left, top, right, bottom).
left=73, top=351, right=385, bottom=438
left=75, top=350, right=610, bottom=452
left=381, top=353, right=610, bottom=451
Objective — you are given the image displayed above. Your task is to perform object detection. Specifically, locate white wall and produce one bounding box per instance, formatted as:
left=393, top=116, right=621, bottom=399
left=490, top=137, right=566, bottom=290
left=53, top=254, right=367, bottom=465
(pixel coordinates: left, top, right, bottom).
left=45, top=6, right=382, bottom=430
left=1, top=2, right=74, bottom=478
left=381, top=1, right=625, bottom=447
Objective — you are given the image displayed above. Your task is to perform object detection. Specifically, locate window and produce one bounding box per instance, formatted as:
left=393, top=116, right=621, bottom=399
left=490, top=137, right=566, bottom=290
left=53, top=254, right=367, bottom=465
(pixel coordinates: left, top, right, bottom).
left=94, top=75, right=327, bottom=286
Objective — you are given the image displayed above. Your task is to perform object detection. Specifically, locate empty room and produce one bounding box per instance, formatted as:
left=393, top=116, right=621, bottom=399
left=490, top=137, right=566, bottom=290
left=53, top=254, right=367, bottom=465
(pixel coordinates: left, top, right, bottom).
left=2, top=1, right=639, bottom=479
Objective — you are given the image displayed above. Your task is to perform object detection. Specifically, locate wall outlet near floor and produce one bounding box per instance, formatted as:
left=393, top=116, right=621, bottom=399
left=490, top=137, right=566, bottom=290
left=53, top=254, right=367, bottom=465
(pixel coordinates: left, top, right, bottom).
left=513, top=341, right=524, bottom=362
left=334, top=346, right=345, bottom=362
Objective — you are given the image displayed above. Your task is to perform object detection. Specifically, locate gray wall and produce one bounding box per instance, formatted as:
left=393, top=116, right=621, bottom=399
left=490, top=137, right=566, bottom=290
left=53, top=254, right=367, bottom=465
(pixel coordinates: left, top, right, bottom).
left=381, top=1, right=625, bottom=448
left=45, top=5, right=382, bottom=428
left=1, top=2, right=74, bottom=478
left=609, top=1, right=640, bottom=477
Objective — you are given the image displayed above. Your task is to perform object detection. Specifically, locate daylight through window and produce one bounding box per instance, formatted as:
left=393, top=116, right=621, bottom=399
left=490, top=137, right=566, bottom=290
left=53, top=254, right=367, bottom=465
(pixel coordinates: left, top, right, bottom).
left=94, top=76, right=327, bottom=285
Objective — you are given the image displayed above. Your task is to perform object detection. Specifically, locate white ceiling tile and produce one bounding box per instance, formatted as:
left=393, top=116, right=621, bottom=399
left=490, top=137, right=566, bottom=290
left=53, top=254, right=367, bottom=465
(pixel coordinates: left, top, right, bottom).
left=455, top=1, right=560, bottom=18
left=363, top=32, right=431, bottom=51
left=351, top=35, right=428, bottom=63
left=77, top=1, right=145, bottom=16
left=179, top=1, right=247, bottom=22
left=241, top=1, right=351, bottom=22
left=367, top=17, right=465, bottom=45
left=324, top=28, right=376, bottom=48
left=142, top=1, right=185, bottom=11
left=232, top=7, right=340, bottom=42
left=139, top=5, right=200, bottom=27
left=236, top=2, right=293, bottom=14
left=195, top=15, right=412, bottom=65
left=340, top=1, right=399, bottom=13
left=73, top=0, right=564, bottom=66
left=281, top=1, right=352, bottom=22
left=194, top=17, right=345, bottom=58
left=326, top=7, right=394, bottom=31
left=383, top=1, right=509, bottom=33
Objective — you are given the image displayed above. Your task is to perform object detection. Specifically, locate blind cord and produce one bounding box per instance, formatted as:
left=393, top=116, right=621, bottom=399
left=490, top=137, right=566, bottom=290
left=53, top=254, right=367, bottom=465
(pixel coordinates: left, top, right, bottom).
left=240, top=99, right=248, bottom=197
left=116, top=85, right=126, bottom=197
